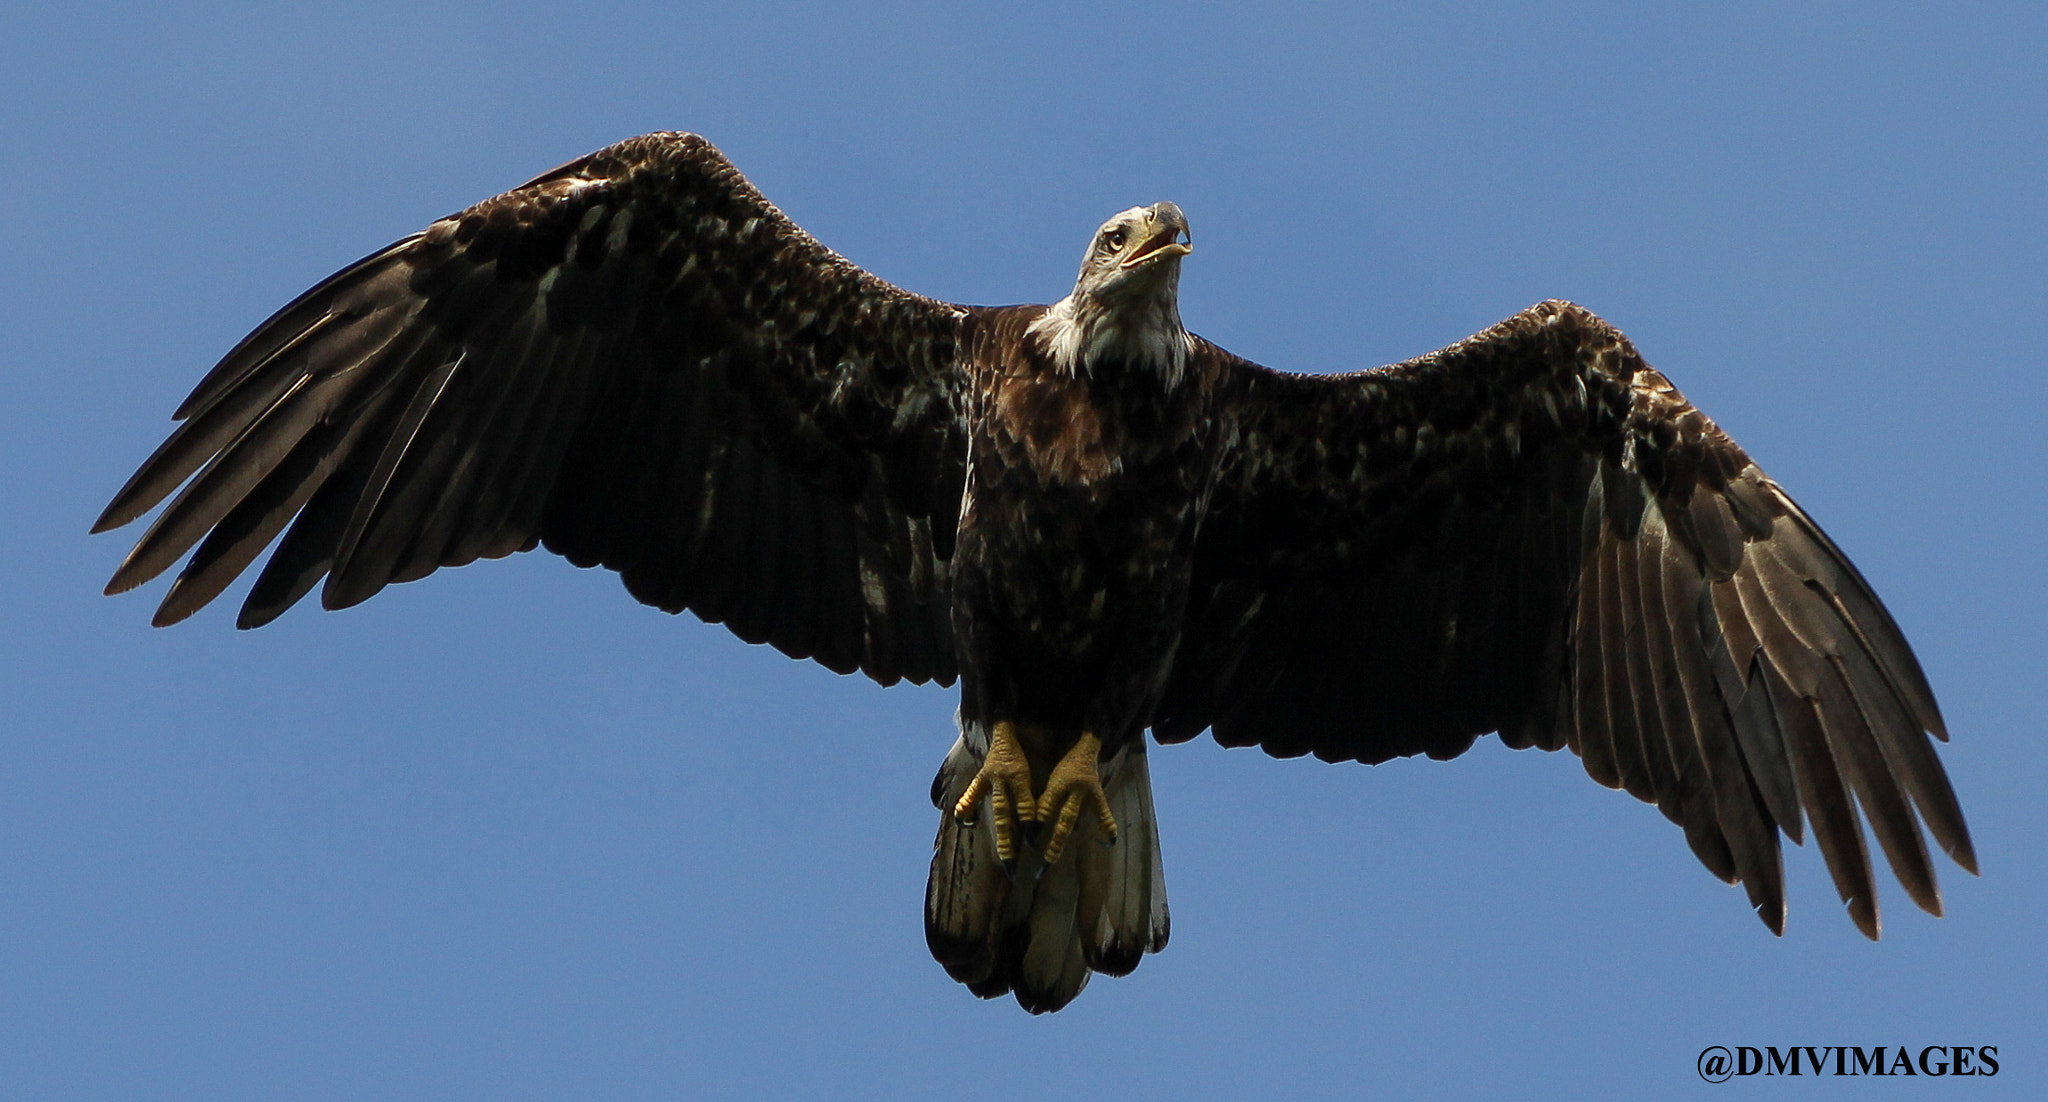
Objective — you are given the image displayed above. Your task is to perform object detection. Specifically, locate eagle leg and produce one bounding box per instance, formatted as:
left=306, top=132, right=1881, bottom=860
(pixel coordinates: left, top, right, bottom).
left=952, top=720, right=1038, bottom=869
left=1034, top=731, right=1118, bottom=867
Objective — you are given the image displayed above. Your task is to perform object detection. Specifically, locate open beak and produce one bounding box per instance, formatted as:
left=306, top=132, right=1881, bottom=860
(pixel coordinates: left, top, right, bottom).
left=1120, top=203, right=1192, bottom=268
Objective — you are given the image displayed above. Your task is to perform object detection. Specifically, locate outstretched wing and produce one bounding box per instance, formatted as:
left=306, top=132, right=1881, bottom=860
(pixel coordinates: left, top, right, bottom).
left=97, top=132, right=969, bottom=687
left=1157, top=301, right=1974, bottom=936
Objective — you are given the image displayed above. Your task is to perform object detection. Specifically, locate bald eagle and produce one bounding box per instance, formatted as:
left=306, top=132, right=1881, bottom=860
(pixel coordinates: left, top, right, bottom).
left=97, top=133, right=1973, bottom=1013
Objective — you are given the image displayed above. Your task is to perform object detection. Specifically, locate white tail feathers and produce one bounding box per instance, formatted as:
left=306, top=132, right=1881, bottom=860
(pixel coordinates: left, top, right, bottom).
left=924, top=723, right=1170, bottom=1012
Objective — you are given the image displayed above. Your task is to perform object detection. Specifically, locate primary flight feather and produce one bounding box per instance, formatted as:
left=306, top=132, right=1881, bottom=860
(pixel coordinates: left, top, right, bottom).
left=98, top=132, right=1973, bottom=1013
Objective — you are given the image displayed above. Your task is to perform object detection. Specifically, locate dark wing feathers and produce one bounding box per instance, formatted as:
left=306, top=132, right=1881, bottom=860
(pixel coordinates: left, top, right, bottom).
left=98, top=132, right=970, bottom=687
left=1161, top=301, right=1972, bottom=936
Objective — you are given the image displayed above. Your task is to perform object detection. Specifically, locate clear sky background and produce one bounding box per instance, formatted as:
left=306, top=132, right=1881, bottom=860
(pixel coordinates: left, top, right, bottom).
left=3, top=2, right=2042, bottom=1098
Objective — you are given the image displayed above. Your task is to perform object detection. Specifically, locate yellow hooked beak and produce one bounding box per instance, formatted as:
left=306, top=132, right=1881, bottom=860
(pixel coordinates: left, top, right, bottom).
left=1119, top=203, right=1192, bottom=269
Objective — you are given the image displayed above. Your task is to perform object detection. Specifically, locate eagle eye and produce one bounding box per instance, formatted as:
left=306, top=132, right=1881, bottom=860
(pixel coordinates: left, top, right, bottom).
left=1104, top=228, right=1128, bottom=251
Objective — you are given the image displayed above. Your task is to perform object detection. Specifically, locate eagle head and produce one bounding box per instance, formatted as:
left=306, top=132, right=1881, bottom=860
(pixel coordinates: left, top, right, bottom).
left=1031, top=202, right=1194, bottom=383
left=1075, top=201, right=1193, bottom=300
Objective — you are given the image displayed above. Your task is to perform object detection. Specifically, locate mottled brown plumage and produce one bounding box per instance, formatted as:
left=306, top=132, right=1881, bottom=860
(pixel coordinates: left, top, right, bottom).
left=97, top=132, right=1973, bottom=1014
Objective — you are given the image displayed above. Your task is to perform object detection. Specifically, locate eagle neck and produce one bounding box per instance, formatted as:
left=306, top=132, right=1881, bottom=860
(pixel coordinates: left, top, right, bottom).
left=1028, top=289, right=1191, bottom=389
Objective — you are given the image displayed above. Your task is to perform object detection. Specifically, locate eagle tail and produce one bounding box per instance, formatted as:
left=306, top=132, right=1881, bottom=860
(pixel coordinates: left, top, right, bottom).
left=925, top=721, right=1170, bottom=1013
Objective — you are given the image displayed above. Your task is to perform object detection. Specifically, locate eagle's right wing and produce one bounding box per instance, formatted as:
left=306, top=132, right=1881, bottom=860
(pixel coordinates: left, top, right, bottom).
left=1158, top=302, right=1973, bottom=937
left=98, top=132, right=969, bottom=687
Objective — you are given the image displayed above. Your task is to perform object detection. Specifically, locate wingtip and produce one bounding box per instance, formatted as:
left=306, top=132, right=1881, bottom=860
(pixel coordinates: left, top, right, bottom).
left=1951, top=843, right=1980, bottom=878
left=150, top=577, right=211, bottom=628
left=93, top=483, right=155, bottom=536
left=1756, top=895, right=1787, bottom=937
left=104, top=553, right=168, bottom=601
left=1900, top=864, right=1945, bottom=919
left=319, top=572, right=384, bottom=615
left=236, top=591, right=291, bottom=630
left=94, top=455, right=189, bottom=537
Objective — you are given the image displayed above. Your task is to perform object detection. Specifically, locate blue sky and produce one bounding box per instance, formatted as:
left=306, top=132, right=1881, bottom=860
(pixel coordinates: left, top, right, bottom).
left=3, top=2, right=2042, bottom=1098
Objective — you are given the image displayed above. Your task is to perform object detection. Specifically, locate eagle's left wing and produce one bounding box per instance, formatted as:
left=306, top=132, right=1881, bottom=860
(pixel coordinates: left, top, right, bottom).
left=1155, top=300, right=1973, bottom=937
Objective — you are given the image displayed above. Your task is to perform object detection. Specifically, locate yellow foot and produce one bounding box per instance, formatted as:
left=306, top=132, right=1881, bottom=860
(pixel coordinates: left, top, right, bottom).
left=1034, top=732, right=1118, bottom=866
left=952, top=720, right=1038, bottom=866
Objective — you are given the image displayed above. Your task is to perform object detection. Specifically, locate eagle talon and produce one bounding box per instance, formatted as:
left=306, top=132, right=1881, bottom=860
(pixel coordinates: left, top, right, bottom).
left=952, top=720, right=1037, bottom=866
left=1034, top=731, right=1117, bottom=867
